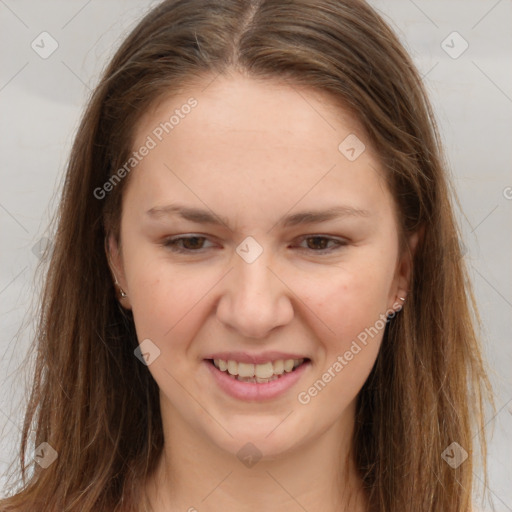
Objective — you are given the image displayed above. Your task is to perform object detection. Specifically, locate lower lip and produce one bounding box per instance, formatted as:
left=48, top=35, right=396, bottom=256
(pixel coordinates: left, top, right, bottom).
left=204, top=359, right=310, bottom=401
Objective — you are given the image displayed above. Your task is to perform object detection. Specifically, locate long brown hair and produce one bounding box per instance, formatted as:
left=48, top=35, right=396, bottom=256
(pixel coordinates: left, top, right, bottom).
left=0, top=0, right=493, bottom=510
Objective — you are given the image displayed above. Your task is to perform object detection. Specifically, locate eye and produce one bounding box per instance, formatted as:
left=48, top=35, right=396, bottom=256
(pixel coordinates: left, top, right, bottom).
left=162, top=235, right=215, bottom=253
left=162, top=234, right=347, bottom=255
left=295, top=235, right=347, bottom=253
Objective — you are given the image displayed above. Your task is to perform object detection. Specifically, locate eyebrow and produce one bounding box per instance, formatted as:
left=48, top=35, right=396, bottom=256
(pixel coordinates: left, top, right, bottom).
left=146, top=203, right=371, bottom=231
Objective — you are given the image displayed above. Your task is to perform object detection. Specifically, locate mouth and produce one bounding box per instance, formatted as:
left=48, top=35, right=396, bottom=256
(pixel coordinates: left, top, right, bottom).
left=205, top=357, right=310, bottom=384
left=204, top=356, right=312, bottom=401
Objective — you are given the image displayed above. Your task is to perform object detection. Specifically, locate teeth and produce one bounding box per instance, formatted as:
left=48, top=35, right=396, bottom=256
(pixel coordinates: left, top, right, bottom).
left=227, top=360, right=238, bottom=376
left=238, top=362, right=254, bottom=378
left=254, top=361, right=273, bottom=379
left=239, top=375, right=280, bottom=383
left=273, top=360, right=284, bottom=374
left=213, top=358, right=305, bottom=378
left=283, top=359, right=294, bottom=372
left=255, top=375, right=278, bottom=383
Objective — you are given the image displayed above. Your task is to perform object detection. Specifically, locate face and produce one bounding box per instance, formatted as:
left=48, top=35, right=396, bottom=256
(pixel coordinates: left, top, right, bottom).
left=109, top=72, right=414, bottom=459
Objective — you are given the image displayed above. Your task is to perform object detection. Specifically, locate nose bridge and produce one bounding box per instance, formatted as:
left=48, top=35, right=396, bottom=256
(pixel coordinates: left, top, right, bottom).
left=236, top=248, right=275, bottom=302
left=216, top=239, right=293, bottom=339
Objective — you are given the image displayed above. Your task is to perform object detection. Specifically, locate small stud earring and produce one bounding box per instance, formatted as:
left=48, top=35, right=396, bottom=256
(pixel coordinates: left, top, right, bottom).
left=399, top=297, right=406, bottom=302
left=113, top=275, right=127, bottom=298
left=105, top=242, right=128, bottom=299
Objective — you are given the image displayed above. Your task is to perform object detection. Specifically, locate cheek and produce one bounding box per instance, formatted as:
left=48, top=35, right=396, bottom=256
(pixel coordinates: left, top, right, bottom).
left=312, top=259, right=394, bottom=339
left=127, top=257, right=213, bottom=340
left=303, top=254, right=395, bottom=395
left=296, top=267, right=391, bottom=412
left=120, top=235, right=195, bottom=330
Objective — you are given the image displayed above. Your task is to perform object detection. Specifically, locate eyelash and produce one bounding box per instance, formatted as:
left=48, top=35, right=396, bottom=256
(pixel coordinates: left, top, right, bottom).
left=162, top=235, right=347, bottom=255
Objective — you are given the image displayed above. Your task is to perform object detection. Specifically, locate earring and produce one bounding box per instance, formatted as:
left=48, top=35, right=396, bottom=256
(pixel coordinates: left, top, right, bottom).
left=399, top=297, right=406, bottom=302
left=104, top=238, right=128, bottom=299
left=113, top=274, right=128, bottom=298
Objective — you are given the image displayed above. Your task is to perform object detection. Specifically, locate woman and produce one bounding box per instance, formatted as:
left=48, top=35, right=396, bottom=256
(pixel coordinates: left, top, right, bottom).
left=0, top=0, right=493, bottom=510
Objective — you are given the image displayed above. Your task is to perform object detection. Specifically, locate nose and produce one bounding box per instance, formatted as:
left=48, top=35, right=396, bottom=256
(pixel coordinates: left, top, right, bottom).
left=215, top=247, right=294, bottom=339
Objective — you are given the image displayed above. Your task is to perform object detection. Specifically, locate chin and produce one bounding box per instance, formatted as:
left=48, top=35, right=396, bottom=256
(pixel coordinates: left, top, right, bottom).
left=205, top=417, right=307, bottom=462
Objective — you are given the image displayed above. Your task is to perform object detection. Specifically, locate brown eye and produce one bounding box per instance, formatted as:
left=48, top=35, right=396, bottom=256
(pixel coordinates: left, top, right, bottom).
left=297, top=236, right=347, bottom=253
left=163, top=235, right=213, bottom=253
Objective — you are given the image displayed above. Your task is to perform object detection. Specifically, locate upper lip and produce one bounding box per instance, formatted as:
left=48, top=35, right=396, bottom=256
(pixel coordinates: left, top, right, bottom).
left=204, top=351, right=309, bottom=365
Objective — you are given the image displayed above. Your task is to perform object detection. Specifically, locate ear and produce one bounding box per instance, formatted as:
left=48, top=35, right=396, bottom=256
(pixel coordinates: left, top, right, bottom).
left=389, top=226, right=423, bottom=309
left=105, top=234, right=131, bottom=309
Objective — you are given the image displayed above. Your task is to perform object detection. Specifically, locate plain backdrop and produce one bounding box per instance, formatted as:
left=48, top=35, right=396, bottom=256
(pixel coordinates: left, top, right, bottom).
left=1, top=0, right=511, bottom=509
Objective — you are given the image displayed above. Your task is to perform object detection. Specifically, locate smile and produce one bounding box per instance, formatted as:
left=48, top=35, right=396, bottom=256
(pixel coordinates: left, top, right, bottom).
left=204, top=358, right=311, bottom=401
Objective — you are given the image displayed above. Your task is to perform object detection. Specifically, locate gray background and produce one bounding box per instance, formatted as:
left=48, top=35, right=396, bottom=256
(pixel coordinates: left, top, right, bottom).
left=0, top=0, right=511, bottom=509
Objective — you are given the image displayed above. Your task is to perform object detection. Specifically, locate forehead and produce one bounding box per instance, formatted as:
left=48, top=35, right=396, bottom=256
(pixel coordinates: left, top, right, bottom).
left=126, top=72, right=393, bottom=226
left=136, top=72, right=373, bottom=158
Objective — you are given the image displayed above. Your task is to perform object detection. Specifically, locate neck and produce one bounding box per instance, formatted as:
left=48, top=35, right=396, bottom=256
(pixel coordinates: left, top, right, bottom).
left=144, top=399, right=368, bottom=512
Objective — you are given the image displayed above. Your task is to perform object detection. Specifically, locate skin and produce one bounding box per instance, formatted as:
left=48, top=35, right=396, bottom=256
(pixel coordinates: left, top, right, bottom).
left=108, top=71, right=417, bottom=512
